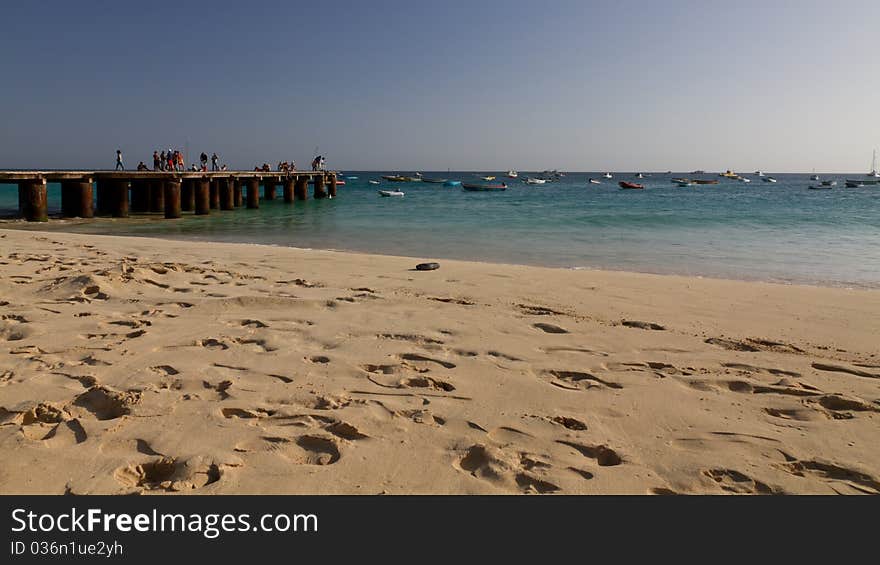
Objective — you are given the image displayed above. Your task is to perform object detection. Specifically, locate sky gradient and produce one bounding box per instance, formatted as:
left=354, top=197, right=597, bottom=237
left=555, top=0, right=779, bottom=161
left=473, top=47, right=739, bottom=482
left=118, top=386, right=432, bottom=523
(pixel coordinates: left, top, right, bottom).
left=1, top=0, right=879, bottom=172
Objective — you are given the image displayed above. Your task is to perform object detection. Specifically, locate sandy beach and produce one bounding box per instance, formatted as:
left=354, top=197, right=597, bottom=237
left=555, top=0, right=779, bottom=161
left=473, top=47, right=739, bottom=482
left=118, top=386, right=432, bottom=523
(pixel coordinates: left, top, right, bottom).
left=0, top=227, right=877, bottom=495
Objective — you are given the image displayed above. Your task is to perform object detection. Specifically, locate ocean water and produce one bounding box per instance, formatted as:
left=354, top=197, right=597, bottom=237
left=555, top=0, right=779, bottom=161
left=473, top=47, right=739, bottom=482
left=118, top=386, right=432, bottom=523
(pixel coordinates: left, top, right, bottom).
left=1, top=172, right=879, bottom=288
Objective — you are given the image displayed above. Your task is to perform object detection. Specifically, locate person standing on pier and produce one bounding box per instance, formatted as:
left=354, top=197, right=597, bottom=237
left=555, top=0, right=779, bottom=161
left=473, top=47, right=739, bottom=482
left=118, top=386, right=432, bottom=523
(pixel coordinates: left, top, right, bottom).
left=200, top=152, right=208, bottom=170
left=159, top=150, right=166, bottom=171
left=153, top=151, right=161, bottom=171
left=319, top=156, right=326, bottom=171
left=115, top=149, right=124, bottom=170
left=211, top=153, right=219, bottom=171
left=177, top=151, right=184, bottom=172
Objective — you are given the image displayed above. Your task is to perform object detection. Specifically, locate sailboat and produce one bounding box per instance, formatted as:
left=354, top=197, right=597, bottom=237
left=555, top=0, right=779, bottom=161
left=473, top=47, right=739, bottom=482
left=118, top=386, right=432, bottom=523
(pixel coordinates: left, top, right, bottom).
left=867, top=149, right=880, bottom=179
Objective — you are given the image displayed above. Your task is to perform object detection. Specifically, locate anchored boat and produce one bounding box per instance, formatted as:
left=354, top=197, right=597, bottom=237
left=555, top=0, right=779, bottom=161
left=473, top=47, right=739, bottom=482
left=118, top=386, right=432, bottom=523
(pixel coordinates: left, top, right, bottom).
left=618, top=181, right=644, bottom=189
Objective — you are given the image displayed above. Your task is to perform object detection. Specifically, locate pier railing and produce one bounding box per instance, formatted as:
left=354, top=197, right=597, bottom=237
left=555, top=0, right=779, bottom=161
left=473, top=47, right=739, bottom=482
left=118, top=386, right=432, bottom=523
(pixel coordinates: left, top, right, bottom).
left=0, top=170, right=339, bottom=221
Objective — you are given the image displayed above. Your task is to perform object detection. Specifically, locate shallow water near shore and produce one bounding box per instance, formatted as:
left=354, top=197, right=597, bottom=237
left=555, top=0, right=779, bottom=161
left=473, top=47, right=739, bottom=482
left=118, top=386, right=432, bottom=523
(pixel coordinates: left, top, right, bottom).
left=2, top=172, right=879, bottom=288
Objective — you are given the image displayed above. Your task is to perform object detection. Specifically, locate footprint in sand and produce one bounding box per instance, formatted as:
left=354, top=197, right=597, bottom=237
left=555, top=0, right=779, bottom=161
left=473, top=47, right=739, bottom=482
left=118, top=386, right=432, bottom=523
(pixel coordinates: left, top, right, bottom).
left=456, top=444, right=560, bottom=494
left=544, top=370, right=622, bottom=391
left=114, top=457, right=221, bottom=492
left=702, top=468, right=778, bottom=494
left=556, top=440, right=623, bottom=466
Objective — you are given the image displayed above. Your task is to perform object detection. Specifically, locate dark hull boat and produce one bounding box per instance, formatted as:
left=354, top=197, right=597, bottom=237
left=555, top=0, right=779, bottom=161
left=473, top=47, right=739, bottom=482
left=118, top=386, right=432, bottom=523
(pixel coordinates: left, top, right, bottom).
left=618, top=181, right=645, bottom=189
left=421, top=178, right=448, bottom=183
left=462, top=182, right=507, bottom=191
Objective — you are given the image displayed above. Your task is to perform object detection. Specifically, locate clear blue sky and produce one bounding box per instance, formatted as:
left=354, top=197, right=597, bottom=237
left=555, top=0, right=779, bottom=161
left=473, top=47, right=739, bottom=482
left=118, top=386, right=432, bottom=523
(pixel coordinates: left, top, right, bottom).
left=2, top=0, right=879, bottom=172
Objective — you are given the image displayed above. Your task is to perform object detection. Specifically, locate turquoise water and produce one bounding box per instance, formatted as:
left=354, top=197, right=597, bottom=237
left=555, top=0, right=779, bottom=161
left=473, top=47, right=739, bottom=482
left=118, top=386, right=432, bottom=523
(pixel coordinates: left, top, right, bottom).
left=1, top=172, right=879, bottom=287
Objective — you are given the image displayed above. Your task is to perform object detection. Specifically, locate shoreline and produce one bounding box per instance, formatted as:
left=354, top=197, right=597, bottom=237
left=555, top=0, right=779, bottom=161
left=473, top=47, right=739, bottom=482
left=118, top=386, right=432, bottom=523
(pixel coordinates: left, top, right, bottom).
left=1, top=228, right=878, bottom=494
left=2, top=221, right=878, bottom=291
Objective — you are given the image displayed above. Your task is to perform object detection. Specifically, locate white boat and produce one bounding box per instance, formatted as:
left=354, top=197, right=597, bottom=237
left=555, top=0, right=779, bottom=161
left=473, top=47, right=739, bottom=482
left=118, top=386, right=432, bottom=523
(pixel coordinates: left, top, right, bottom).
left=755, top=171, right=765, bottom=177
left=368, top=180, right=380, bottom=185
left=635, top=173, right=644, bottom=179
left=525, top=177, right=547, bottom=185
left=810, top=171, right=819, bottom=181
left=506, top=170, right=518, bottom=178
left=737, top=176, right=751, bottom=183
left=868, top=150, right=880, bottom=178
left=378, top=190, right=404, bottom=197
left=588, top=178, right=601, bottom=185
left=602, top=172, right=613, bottom=179
left=763, top=177, right=777, bottom=183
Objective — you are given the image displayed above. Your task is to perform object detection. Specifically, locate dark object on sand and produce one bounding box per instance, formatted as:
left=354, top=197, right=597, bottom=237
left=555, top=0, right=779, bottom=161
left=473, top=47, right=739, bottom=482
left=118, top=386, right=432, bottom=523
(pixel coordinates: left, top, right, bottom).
left=416, top=262, right=440, bottom=271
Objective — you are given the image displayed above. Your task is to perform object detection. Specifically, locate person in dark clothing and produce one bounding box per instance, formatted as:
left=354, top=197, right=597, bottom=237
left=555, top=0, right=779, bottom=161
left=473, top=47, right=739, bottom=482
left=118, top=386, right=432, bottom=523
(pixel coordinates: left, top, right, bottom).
left=200, top=152, right=208, bottom=169
left=211, top=153, right=219, bottom=171
left=153, top=151, right=160, bottom=170
left=159, top=151, right=166, bottom=171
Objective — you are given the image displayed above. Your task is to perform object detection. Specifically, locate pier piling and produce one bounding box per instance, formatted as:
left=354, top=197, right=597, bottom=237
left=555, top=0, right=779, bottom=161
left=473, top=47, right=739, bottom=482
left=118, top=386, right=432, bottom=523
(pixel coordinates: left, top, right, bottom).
left=195, top=178, right=211, bottom=215
left=246, top=178, right=260, bottom=208
left=328, top=174, right=337, bottom=198
left=129, top=180, right=148, bottom=213
left=210, top=179, right=221, bottom=209
left=314, top=175, right=327, bottom=199
left=110, top=179, right=130, bottom=218
left=295, top=176, right=308, bottom=200
left=60, top=179, right=94, bottom=218
left=283, top=178, right=295, bottom=202
left=233, top=178, right=243, bottom=207
left=164, top=179, right=182, bottom=219
left=18, top=178, right=48, bottom=222
left=263, top=179, right=276, bottom=201
left=220, top=178, right=234, bottom=210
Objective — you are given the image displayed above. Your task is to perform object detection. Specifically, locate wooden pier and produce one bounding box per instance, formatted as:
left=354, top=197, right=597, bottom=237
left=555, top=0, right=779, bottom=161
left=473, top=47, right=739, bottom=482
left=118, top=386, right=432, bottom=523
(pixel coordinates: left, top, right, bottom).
left=0, top=170, right=339, bottom=222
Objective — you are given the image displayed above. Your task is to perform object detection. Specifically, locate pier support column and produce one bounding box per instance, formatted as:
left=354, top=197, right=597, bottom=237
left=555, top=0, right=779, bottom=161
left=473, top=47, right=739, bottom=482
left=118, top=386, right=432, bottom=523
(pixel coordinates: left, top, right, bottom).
left=129, top=180, right=149, bottom=213
left=295, top=177, right=308, bottom=200
left=195, top=178, right=211, bottom=215
left=18, top=178, right=48, bottom=222
left=220, top=178, right=234, bottom=210
left=328, top=174, right=337, bottom=198
left=246, top=178, right=260, bottom=208
left=313, top=175, right=327, bottom=199
left=60, top=179, right=94, bottom=218
left=110, top=179, right=129, bottom=218
left=210, top=179, right=221, bottom=209
left=233, top=178, right=243, bottom=207
left=263, top=179, right=276, bottom=200
left=96, top=179, right=111, bottom=215
left=149, top=179, right=164, bottom=213
left=283, top=178, right=295, bottom=202
left=181, top=179, right=195, bottom=211
left=164, top=179, right=182, bottom=219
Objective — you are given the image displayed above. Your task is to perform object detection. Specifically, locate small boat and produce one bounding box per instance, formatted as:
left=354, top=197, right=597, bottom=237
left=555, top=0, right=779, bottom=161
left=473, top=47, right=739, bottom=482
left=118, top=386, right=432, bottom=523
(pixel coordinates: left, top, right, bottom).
left=382, top=175, right=407, bottom=182
left=867, top=150, right=880, bottom=178
left=692, top=179, right=719, bottom=185
left=525, top=177, right=547, bottom=185
left=763, top=177, right=777, bottom=183
left=808, top=184, right=832, bottom=190
left=602, top=172, right=613, bottom=179
left=755, top=171, right=765, bottom=177
left=719, top=170, right=739, bottom=179
left=368, top=180, right=380, bottom=185
left=402, top=176, right=422, bottom=182
left=421, top=177, right=448, bottom=184
left=809, top=174, right=819, bottom=181
left=588, top=178, right=601, bottom=185
left=671, top=177, right=690, bottom=183
left=462, top=182, right=507, bottom=191
left=691, top=170, right=706, bottom=174
left=506, top=170, right=518, bottom=178
left=635, top=173, right=645, bottom=179
left=378, top=190, right=404, bottom=197
left=479, top=175, right=496, bottom=181
left=737, top=176, right=751, bottom=183
left=845, top=180, right=865, bottom=188
left=346, top=176, right=358, bottom=180
left=619, top=181, right=644, bottom=189
left=443, top=180, right=462, bottom=187
left=676, top=181, right=694, bottom=187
